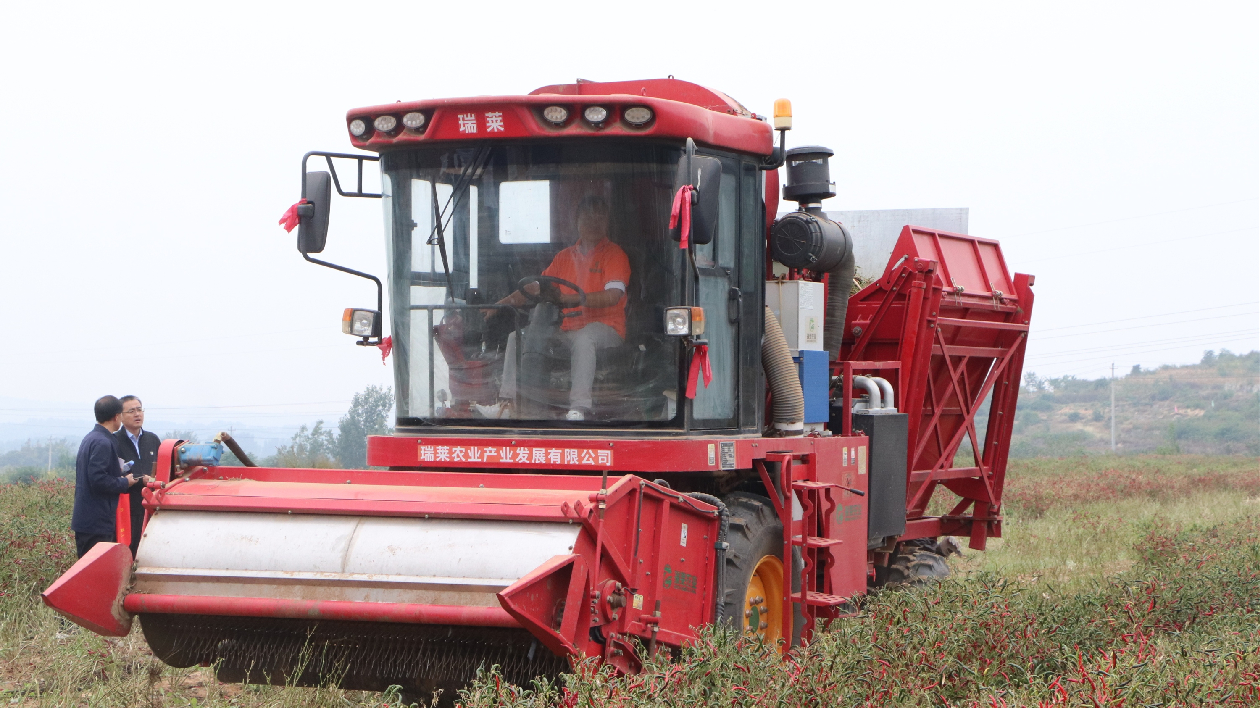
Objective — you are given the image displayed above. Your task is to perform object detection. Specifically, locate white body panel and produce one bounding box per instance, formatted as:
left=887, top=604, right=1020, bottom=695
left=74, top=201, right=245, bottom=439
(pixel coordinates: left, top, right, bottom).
left=134, top=511, right=580, bottom=608
left=765, top=280, right=825, bottom=351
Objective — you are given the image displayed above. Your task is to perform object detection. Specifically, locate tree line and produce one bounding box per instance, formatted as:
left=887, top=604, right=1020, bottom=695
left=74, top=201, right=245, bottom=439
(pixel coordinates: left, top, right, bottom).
left=0, top=386, right=395, bottom=482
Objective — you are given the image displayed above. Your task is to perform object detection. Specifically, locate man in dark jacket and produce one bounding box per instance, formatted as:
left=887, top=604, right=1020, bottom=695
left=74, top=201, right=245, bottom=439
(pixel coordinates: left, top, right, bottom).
left=114, top=395, right=160, bottom=556
left=72, top=396, right=144, bottom=558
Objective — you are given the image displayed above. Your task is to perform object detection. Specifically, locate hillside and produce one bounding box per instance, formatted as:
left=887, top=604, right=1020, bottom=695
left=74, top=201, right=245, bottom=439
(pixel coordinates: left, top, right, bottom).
left=1009, top=349, right=1259, bottom=456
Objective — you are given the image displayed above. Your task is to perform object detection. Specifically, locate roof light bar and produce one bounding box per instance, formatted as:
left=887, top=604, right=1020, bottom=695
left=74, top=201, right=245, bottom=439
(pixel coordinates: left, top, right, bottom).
left=373, top=115, right=397, bottom=133
left=348, top=119, right=368, bottom=137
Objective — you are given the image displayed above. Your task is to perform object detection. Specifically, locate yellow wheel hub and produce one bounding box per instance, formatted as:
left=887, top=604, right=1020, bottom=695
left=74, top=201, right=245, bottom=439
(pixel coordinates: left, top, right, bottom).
left=743, top=554, right=784, bottom=644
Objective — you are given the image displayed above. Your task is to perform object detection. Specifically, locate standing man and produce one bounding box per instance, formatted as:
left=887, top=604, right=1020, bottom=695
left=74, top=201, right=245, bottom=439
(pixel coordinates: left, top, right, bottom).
left=115, top=396, right=160, bottom=557
left=72, top=396, right=144, bottom=558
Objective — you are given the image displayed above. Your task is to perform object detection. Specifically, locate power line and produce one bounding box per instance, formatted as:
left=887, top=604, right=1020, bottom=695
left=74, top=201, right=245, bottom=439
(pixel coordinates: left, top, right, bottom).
left=0, top=399, right=355, bottom=413
left=1033, top=311, right=1259, bottom=340
left=1036, top=340, right=1260, bottom=370
left=0, top=342, right=348, bottom=367
left=149, top=400, right=353, bottom=411
left=1024, top=225, right=1257, bottom=263
left=1026, top=328, right=1259, bottom=360
left=1007, top=197, right=1259, bottom=238
left=1035, top=301, right=1259, bottom=333
left=1027, top=333, right=1259, bottom=368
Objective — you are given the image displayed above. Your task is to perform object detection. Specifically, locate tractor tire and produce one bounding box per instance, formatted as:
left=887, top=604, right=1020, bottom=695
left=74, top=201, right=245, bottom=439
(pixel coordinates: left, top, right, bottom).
left=902, top=536, right=963, bottom=559
left=884, top=548, right=951, bottom=586
left=719, top=492, right=805, bottom=647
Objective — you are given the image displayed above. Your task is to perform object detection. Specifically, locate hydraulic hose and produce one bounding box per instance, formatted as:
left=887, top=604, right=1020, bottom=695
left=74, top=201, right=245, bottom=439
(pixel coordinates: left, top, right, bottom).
left=216, top=432, right=257, bottom=467
left=763, top=307, right=804, bottom=433
left=822, top=231, right=857, bottom=357
left=688, top=493, right=729, bottom=625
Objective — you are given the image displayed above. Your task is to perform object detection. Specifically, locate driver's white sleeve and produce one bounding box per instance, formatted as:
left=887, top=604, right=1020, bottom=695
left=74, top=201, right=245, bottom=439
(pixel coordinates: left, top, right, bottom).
left=604, top=280, right=626, bottom=292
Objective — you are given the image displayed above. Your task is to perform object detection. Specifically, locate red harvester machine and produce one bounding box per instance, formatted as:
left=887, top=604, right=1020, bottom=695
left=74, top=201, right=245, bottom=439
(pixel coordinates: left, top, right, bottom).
left=44, top=78, right=1034, bottom=696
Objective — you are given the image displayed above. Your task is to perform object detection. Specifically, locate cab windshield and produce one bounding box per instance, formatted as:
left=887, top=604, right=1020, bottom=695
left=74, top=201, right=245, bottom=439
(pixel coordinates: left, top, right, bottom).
left=382, top=142, right=686, bottom=426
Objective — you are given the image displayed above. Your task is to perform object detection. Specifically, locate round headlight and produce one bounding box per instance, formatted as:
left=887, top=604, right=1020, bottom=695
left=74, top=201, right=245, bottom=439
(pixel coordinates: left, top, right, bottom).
left=542, top=105, right=569, bottom=124
left=348, top=119, right=368, bottom=137
left=373, top=115, right=397, bottom=132
left=402, top=112, right=426, bottom=129
left=623, top=106, right=653, bottom=125
left=583, top=106, right=608, bottom=124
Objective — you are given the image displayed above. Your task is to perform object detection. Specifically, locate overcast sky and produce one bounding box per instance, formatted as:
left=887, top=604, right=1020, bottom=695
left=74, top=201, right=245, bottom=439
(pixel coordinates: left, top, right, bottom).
left=1, top=2, right=1256, bottom=436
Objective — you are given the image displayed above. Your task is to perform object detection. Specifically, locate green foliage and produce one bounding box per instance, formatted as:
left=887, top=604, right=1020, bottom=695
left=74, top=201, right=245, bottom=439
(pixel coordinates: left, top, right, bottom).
left=336, top=385, right=395, bottom=469
left=264, top=421, right=339, bottom=468
left=1009, top=430, right=1094, bottom=458
left=0, top=437, right=76, bottom=474
left=1154, top=422, right=1182, bottom=455
left=453, top=517, right=1260, bottom=707
left=1009, top=350, right=1258, bottom=456
left=260, top=385, right=395, bottom=469
left=159, top=429, right=200, bottom=444
left=1, top=458, right=1257, bottom=706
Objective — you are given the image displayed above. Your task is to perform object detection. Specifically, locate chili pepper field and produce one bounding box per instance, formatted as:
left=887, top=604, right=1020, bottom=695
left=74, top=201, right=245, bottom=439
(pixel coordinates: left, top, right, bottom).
left=2, top=455, right=1256, bottom=707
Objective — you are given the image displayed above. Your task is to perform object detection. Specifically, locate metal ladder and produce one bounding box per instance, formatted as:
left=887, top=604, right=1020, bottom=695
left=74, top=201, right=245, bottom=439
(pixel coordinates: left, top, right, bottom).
left=755, top=451, right=847, bottom=646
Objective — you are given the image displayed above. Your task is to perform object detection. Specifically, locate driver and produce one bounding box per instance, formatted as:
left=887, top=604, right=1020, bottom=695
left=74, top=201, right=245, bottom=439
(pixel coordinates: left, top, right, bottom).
left=479, top=194, right=630, bottom=421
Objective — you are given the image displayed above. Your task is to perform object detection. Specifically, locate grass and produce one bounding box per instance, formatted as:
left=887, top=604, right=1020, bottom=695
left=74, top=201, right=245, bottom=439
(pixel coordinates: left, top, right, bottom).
left=958, top=455, right=1260, bottom=586
left=1, top=455, right=1256, bottom=706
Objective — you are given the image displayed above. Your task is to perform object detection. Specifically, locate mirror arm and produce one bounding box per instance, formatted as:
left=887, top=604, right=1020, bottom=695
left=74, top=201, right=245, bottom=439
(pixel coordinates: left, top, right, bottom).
left=301, top=253, right=384, bottom=345
left=760, top=128, right=788, bottom=170
left=301, top=151, right=382, bottom=199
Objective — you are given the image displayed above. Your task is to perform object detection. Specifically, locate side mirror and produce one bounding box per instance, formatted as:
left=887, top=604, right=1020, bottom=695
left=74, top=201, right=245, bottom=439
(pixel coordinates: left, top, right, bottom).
left=690, top=156, right=721, bottom=246
left=671, top=153, right=721, bottom=246
left=298, top=171, right=332, bottom=254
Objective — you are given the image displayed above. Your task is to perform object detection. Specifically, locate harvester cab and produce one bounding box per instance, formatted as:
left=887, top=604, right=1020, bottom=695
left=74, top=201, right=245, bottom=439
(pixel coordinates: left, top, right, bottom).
left=43, top=78, right=1035, bottom=698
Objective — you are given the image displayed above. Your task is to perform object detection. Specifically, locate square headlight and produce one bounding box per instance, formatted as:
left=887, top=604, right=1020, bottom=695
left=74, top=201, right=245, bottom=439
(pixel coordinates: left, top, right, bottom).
left=342, top=308, right=378, bottom=337
left=664, top=307, right=691, bottom=336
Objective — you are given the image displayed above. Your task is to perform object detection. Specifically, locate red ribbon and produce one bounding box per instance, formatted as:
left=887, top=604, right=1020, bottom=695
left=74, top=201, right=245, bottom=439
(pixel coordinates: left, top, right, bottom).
left=377, top=335, right=393, bottom=364
left=685, top=343, right=712, bottom=399
left=278, top=198, right=308, bottom=233
left=669, top=185, right=694, bottom=249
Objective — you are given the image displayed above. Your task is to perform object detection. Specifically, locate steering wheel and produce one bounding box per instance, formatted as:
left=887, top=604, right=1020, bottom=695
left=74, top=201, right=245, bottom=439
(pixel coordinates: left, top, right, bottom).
left=515, top=275, right=586, bottom=308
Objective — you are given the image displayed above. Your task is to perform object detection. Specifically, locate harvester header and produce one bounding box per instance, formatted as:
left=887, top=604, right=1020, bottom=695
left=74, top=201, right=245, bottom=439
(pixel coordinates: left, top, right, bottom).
left=44, top=76, right=1033, bottom=702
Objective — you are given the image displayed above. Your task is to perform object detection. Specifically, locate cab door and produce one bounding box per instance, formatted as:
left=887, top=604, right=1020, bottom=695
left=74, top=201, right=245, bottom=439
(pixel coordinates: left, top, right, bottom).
left=689, top=156, right=743, bottom=430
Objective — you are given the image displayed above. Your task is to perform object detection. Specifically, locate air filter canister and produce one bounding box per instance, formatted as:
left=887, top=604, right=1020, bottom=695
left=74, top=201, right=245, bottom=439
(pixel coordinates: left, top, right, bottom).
left=770, top=211, right=852, bottom=272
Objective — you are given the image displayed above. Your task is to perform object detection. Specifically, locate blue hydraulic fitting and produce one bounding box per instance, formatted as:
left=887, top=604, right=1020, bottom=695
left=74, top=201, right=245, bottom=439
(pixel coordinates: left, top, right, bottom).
left=178, top=442, right=224, bottom=468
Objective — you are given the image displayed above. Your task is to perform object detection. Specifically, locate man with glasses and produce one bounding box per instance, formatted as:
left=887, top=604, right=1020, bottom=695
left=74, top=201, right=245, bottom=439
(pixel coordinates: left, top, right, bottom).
left=114, top=396, right=159, bottom=556
left=73, top=396, right=145, bottom=558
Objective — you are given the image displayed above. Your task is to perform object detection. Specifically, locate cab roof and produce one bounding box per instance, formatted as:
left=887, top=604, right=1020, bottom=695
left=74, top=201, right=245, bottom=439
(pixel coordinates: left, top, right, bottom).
left=346, top=77, right=773, bottom=157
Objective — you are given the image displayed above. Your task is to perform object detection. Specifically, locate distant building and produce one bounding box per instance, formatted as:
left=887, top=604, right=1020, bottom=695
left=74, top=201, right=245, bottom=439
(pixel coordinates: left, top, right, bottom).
left=825, top=208, right=969, bottom=279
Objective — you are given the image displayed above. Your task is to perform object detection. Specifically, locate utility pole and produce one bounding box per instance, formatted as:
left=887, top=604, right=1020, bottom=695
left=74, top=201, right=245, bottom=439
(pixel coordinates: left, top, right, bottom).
left=1110, top=363, right=1116, bottom=453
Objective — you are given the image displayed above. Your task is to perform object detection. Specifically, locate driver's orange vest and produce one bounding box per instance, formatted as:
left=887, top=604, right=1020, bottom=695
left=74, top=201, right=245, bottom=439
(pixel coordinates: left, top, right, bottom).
left=542, top=239, right=631, bottom=338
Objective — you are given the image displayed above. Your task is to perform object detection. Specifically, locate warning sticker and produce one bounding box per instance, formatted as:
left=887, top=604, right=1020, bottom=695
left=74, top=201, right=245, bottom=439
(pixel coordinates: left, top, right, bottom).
left=719, top=441, right=736, bottom=470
